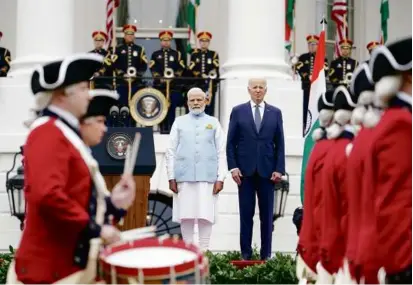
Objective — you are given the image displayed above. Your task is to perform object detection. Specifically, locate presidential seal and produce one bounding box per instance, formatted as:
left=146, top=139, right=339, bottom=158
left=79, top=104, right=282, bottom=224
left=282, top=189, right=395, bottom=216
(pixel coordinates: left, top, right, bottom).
left=107, top=133, right=133, bottom=160
left=129, top=87, right=168, bottom=126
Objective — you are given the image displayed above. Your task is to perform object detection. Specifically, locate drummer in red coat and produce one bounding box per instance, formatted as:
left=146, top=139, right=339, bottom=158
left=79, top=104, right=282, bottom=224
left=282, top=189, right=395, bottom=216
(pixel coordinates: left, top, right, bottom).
left=338, top=62, right=377, bottom=283
left=296, top=89, right=335, bottom=282
left=12, top=54, right=136, bottom=284
left=360, top=37, right=412, bottom=284
left=318, top=86, right=358, bottom=280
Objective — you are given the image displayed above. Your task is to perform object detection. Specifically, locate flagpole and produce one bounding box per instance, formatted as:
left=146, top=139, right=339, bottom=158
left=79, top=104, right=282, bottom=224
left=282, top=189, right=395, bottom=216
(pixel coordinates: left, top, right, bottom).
left=195, top=3, right=198, bottom=49
left=292, top=1, right=297, bottom=81
left=111, top=0, right=118, bottom=90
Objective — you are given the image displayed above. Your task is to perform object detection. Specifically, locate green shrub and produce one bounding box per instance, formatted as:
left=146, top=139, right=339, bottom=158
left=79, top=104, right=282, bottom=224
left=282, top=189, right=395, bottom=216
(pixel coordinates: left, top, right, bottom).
left=206, top=249, right=298, bottom=284
left=0, top=246, right=14, bottom=284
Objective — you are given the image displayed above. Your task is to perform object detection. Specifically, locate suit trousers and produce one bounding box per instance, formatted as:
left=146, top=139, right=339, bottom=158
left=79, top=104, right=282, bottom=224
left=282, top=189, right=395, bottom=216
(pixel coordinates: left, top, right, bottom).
left=238, top=172, right=274, bottom=260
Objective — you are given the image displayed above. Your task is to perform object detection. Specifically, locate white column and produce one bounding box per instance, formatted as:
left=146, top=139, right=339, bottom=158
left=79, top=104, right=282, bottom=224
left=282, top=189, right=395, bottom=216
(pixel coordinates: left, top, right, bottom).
left=222, top=0, right=291, bottom=79
left=8, top=0, right=75, bottom=76
left=220, top=0, right=303, bottom=149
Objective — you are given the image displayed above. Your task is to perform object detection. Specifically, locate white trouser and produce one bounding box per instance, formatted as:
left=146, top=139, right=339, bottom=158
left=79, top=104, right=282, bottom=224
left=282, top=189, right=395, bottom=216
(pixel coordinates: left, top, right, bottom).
left=180, top=218, right=213, bottom=251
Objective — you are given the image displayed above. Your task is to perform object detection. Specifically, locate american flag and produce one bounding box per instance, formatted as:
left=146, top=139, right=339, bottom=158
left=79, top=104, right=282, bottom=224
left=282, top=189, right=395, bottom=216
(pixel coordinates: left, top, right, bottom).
left=106, top=0, right=120, bottom=48
left=331, top=0, right=348, bottom=58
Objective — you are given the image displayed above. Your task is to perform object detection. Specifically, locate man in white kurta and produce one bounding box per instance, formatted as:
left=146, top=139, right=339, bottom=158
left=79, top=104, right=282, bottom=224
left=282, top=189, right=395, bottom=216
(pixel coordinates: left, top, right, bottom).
left=166, top=87, right=227, bottom=251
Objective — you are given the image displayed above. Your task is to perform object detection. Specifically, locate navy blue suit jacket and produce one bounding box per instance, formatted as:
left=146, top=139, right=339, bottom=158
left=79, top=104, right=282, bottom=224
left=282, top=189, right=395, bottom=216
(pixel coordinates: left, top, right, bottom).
left=226, top=101, right=286, bottom=178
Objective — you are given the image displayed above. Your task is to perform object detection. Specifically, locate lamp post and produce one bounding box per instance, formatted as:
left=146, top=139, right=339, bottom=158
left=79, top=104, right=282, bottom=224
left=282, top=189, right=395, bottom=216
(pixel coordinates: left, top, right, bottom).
left=273, top=173, right=290, bottom=223
left=6, top=146, right=25, bottom=231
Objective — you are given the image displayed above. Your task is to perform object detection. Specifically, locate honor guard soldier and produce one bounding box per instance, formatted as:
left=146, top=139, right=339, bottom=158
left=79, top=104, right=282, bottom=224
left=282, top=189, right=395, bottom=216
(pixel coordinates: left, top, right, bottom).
left=366, top=41, right=380, bottom=55
left=111, top=24, right=148, bottom=108
left=360, top=37, right=412, bottom=284
left=89, top=31, right=112, bottom=89
left=0, top=31, right=11, bottom=77
left=340, top=62, right=376, bottom=284
left=328, top=39, right=358, bottom=88
left=295, top=35, right=329, bottom=133
left=296, top=90, right=335, bottom=283
left=149, top=30, right=185, bottom=80
left=149, top=30, right=186, bottom=133
left=318, top=86, right=358, bottom=283
left=10, top=53, right=136, bottom=284
left=188, top=31, right=220, bottom=116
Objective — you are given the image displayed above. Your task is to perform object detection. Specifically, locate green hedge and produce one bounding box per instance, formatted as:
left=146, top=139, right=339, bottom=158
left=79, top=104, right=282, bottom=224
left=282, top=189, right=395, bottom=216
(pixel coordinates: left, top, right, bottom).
left=0, top=246, right=298, bottom=284
left=206, top=249, right=298, bottom=284
left=0, top=246, right=14, bottom=284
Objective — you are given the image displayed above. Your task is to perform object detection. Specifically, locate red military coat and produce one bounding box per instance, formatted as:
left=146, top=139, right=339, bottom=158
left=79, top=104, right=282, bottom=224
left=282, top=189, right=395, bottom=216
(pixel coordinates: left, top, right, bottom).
left=298, top=137, right=335, bottom=273
left=319, top=133, right=353, bottom=275
left=344, top=127, right=375, bottom=282
left=360, top=103, right=412, bottom=277
left=15, top=118, right=92, bottom=283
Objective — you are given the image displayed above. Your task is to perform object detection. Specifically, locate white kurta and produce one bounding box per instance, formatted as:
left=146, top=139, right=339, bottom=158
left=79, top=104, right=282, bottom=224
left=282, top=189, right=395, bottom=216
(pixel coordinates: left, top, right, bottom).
left=166, top=115, right=228, bottom=224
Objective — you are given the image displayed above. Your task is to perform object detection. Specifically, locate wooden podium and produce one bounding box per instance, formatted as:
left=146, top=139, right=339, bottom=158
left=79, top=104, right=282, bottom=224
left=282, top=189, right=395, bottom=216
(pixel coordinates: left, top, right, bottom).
left=91, top=127, right=156, bottom=231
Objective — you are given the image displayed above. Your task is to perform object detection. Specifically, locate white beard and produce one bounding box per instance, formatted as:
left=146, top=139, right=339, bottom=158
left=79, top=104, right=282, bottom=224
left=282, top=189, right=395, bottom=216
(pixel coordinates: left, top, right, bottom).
left=189, top=106, right=205, bottom=115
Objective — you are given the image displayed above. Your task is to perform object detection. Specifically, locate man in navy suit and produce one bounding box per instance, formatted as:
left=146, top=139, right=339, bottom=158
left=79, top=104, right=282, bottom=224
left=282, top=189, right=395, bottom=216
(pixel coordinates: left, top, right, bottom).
left=226, top=78, right=286, bottom=260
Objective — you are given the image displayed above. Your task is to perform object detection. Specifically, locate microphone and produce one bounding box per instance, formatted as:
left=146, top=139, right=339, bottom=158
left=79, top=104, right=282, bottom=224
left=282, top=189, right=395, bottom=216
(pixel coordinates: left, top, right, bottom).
left=110, top=106, right=120, bottom=119
left=109, top=106, right=120, bottom=127
left=120, top=106, right=129, bottom=119
left=119, top=106, right=130, bottom=127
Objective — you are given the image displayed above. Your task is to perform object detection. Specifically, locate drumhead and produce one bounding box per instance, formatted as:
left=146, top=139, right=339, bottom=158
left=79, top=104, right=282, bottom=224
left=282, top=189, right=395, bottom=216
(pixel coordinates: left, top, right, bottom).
left=105, top=246, right=198, bottom=268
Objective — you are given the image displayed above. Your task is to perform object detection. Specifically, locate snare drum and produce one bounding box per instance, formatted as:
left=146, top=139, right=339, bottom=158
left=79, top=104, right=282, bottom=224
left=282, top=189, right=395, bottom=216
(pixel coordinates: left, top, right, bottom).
left=99, top=236, right=209, bottom=284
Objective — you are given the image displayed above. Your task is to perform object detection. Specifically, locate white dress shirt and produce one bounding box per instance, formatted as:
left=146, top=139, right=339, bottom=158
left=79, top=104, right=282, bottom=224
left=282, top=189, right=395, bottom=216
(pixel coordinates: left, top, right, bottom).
left=250, top=100, right=265, bottom=120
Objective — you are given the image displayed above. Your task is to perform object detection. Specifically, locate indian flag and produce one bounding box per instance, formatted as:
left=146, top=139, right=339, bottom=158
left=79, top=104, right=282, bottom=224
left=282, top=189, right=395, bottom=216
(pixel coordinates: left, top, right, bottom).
left=299, top=30, right=327, bottom=203
left=187, top=0, right=200, bottom=52
left=285, top=0, right=295, bottom=52
left=380, top=0, right=389, bottom=44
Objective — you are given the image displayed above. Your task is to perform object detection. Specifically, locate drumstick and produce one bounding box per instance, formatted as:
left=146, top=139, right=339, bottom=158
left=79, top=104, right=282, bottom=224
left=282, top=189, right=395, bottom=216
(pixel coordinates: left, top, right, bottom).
left=123, top=144, right=131, bottom=175
left=126, top=133, right=142, bottom=175
left=121, top=225, right=156, bottom=238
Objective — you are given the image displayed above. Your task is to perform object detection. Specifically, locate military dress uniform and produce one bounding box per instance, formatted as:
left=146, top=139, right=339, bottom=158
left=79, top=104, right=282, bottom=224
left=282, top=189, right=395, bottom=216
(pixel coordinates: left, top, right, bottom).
left=12, top=54, right=116, bottom=284
left=328, top=39, right=358, bottom=88
left=149, top=30, right=186, bottom=133
left=319, top=87, right=357, bottom=280
left=359, top=38, right=412, bottom=285
left=188, top=31, right=220, bottom=116
left=112, top=24, right=148, bottom=110
left=342, top=62, right=377, bottom=284
left=74, top=89, right=126, bottom=269
left=296, top=90, right=335, bottom=282
left=0, top=31, right=11, bottom=77
left=296, top=35, right=329, bottom=133
left=89, top=31, right=113, bottom=89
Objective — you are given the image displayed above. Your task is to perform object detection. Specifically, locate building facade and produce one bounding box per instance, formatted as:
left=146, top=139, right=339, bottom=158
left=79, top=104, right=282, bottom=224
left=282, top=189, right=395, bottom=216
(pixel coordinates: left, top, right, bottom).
left=0, top=0, right=411, bottom=253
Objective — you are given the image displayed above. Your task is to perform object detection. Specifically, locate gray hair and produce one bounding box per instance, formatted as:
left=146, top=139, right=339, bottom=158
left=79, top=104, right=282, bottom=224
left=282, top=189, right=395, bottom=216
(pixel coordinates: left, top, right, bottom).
left=187, top=87, right=206, bottom=99
left=248, top=78, right=268, bottom=88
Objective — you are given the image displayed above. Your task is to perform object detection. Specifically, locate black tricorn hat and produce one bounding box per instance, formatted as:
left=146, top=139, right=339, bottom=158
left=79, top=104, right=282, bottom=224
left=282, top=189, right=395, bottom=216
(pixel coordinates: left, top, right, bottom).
left=83, top=89, right=119, bottom=119
left=31, top=53, right=104, bottom=95
left=350, top=62, right=374, bottom=96
left=333, top=85, right=358, bottom=112
left=369, top=37, right=412, bottom=83
left=317, top=89, right=334, bottom=112
left=350, top=62, right=375, bottom=105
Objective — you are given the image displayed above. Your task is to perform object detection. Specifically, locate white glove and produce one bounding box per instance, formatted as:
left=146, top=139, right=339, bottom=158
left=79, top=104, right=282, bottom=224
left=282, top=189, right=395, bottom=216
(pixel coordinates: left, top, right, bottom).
left=296, top=254, right=317, bottom=282
left=315, top=262, right=334, bottom=284
left=111, top=174, right=136, bottom=210
left=339, top=259, right=357, bottom=284
left=291, top=54, right=299, bottom=65
left=100, top=225, right=121, bottom=244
